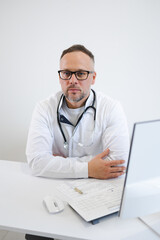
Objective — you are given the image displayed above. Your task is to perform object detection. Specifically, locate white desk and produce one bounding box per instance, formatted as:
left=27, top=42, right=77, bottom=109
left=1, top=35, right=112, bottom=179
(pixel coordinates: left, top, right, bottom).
left=0, top=160, right=159, bottom=240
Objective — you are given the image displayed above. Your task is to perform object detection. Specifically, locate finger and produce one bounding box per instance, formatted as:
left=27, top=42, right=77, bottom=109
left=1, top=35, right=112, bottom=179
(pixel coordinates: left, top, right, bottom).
left=108, top=172, right=125, bottom=179
left=97, top=148, right=110, bottom=159
left=110, top=167, right=126, bottom=173
left=106, top=160, right=125, bottom=166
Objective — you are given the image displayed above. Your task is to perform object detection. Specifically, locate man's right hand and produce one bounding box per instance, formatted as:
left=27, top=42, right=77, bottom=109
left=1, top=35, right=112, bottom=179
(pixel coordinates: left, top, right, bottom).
left=88, top=149, right=126, bottom=179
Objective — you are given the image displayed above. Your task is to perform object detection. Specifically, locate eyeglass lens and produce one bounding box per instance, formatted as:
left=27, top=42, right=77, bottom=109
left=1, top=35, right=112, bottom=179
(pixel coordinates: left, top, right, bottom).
left=60, top=71, right=89, bottom=80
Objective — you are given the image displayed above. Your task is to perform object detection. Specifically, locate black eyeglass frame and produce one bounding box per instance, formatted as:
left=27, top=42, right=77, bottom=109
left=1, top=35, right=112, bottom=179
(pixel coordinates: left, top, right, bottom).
left=58, top=70, right=94, bottom=81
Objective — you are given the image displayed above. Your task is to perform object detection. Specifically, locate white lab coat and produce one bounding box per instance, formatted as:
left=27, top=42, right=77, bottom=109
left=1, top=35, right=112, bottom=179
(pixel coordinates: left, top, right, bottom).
left=26, top=90, right=129, bottom=178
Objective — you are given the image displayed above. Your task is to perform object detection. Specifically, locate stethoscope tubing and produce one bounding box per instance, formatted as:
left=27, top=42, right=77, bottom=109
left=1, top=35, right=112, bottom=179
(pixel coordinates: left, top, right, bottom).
left=57, top=89, right=96, bottom=147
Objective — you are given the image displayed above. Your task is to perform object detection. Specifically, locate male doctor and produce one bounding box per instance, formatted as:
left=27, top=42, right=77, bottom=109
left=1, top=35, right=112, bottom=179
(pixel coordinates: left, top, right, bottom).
left=26, top=44, right=129, bottom=181
left=26, top=44, right=129, bottom=240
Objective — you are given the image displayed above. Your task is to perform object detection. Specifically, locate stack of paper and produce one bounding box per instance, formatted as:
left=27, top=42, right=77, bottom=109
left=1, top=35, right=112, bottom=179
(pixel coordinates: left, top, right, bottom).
left=58, top=178, right=124, bottom=222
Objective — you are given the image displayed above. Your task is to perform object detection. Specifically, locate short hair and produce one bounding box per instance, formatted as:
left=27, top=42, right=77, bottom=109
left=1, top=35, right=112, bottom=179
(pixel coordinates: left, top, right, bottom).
left=60, top=44, right=95, bottom=63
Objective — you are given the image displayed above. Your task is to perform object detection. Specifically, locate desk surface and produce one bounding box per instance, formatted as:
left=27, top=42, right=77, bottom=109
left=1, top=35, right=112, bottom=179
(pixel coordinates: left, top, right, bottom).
left=0, top=160, right=159, bottom=240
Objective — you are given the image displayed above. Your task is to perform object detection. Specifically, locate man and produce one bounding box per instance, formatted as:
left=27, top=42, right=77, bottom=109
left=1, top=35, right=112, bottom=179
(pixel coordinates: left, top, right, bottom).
left=25, top=44, right=129, bottom=240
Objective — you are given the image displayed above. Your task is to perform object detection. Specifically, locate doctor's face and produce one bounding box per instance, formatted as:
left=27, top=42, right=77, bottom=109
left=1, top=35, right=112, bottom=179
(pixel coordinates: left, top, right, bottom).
left=59, top=51, right=96, bottom=109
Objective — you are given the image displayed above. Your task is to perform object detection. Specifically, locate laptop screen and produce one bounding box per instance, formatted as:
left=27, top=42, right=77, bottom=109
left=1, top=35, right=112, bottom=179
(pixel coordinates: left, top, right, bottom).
left=119, top=119, right=160, bottom=218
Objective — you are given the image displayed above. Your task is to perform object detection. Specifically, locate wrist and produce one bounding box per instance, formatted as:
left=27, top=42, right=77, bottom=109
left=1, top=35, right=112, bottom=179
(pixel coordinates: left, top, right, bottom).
left=88, top=162, right=92, bottom=178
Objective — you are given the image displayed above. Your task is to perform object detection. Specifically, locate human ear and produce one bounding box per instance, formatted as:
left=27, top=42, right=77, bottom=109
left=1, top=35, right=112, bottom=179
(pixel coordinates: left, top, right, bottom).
left=91, top=72, right=96, bottom=85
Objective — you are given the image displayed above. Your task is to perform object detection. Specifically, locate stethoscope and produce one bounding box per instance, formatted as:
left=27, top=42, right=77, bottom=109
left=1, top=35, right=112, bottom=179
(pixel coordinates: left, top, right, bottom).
left=57, top=89, right=96, bottom=149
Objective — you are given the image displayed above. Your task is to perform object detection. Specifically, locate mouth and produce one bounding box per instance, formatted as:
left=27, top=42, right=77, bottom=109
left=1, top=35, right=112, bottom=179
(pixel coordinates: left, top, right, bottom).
left=68, top=88, right=81, bottom=93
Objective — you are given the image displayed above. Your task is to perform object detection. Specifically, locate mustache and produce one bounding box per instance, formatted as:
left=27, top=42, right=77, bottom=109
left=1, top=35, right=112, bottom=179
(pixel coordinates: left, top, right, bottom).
left=67, top=85, right=81, bottom=90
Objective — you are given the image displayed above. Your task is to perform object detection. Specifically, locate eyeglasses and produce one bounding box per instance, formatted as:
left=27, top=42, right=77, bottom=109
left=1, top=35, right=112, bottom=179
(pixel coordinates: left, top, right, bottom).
left=58, top=70, right=94, bottom=81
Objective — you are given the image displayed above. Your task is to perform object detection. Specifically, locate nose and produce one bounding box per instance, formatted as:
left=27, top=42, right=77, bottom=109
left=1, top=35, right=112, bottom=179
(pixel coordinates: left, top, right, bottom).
left=69, top=73, right=78, bottom=84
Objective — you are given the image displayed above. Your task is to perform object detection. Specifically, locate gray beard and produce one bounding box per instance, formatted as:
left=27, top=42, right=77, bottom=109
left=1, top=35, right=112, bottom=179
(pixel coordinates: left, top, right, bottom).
left=65, top=92, right=87, bottom=103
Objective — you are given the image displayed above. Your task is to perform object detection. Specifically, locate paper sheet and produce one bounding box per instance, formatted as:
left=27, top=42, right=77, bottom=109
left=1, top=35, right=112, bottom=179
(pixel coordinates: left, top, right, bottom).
left=58, top=178, right=124, bottom=222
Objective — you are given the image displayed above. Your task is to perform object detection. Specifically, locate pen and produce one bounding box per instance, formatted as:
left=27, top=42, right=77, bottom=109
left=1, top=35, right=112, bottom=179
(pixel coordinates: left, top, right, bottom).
left=74, top=187, right=83, bottom=194
left=67, top=182, right=83, bottom=194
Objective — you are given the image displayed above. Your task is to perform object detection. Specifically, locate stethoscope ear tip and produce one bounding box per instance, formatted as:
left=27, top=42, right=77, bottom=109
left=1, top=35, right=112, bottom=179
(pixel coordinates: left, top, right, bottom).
left=78, top=143, right=83, bottom=147
left=63, top=142, right=68, bottom=149
left=63, top=142, right=84, bottom=149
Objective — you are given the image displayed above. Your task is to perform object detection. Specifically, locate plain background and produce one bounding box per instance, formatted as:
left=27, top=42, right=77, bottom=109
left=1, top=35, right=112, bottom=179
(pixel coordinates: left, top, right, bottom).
left=0, top=0, right=160, bottom=162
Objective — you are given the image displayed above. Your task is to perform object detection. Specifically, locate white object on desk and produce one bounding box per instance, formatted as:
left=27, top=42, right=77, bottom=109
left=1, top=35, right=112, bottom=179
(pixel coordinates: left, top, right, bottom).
left=43, top=195, right=64, bottom=213
left=140, top=212, right=160, bottom=237
left=58, top=177, right=124, bottom=222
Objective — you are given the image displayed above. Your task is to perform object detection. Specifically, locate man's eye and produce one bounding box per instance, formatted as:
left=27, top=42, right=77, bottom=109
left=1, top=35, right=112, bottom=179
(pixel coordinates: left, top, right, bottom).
left=77, top=72, right=86, bottom=77
left=78, top=72, right=85, bottom=75
left=63, top=71, right=70, bottom=76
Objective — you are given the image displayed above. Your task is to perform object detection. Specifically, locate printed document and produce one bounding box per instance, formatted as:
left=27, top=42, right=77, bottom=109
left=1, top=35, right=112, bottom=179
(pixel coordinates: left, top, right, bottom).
left=58, top=177, right=124, bottom=222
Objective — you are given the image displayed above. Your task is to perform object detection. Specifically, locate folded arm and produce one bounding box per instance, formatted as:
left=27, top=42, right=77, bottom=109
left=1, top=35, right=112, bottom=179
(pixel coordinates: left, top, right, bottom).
left=26, top=103, right=93, bottom=178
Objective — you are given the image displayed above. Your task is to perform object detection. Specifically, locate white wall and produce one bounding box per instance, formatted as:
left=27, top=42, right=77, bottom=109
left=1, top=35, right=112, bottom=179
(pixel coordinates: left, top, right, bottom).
left=0, top=0, right=160, bottom=162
